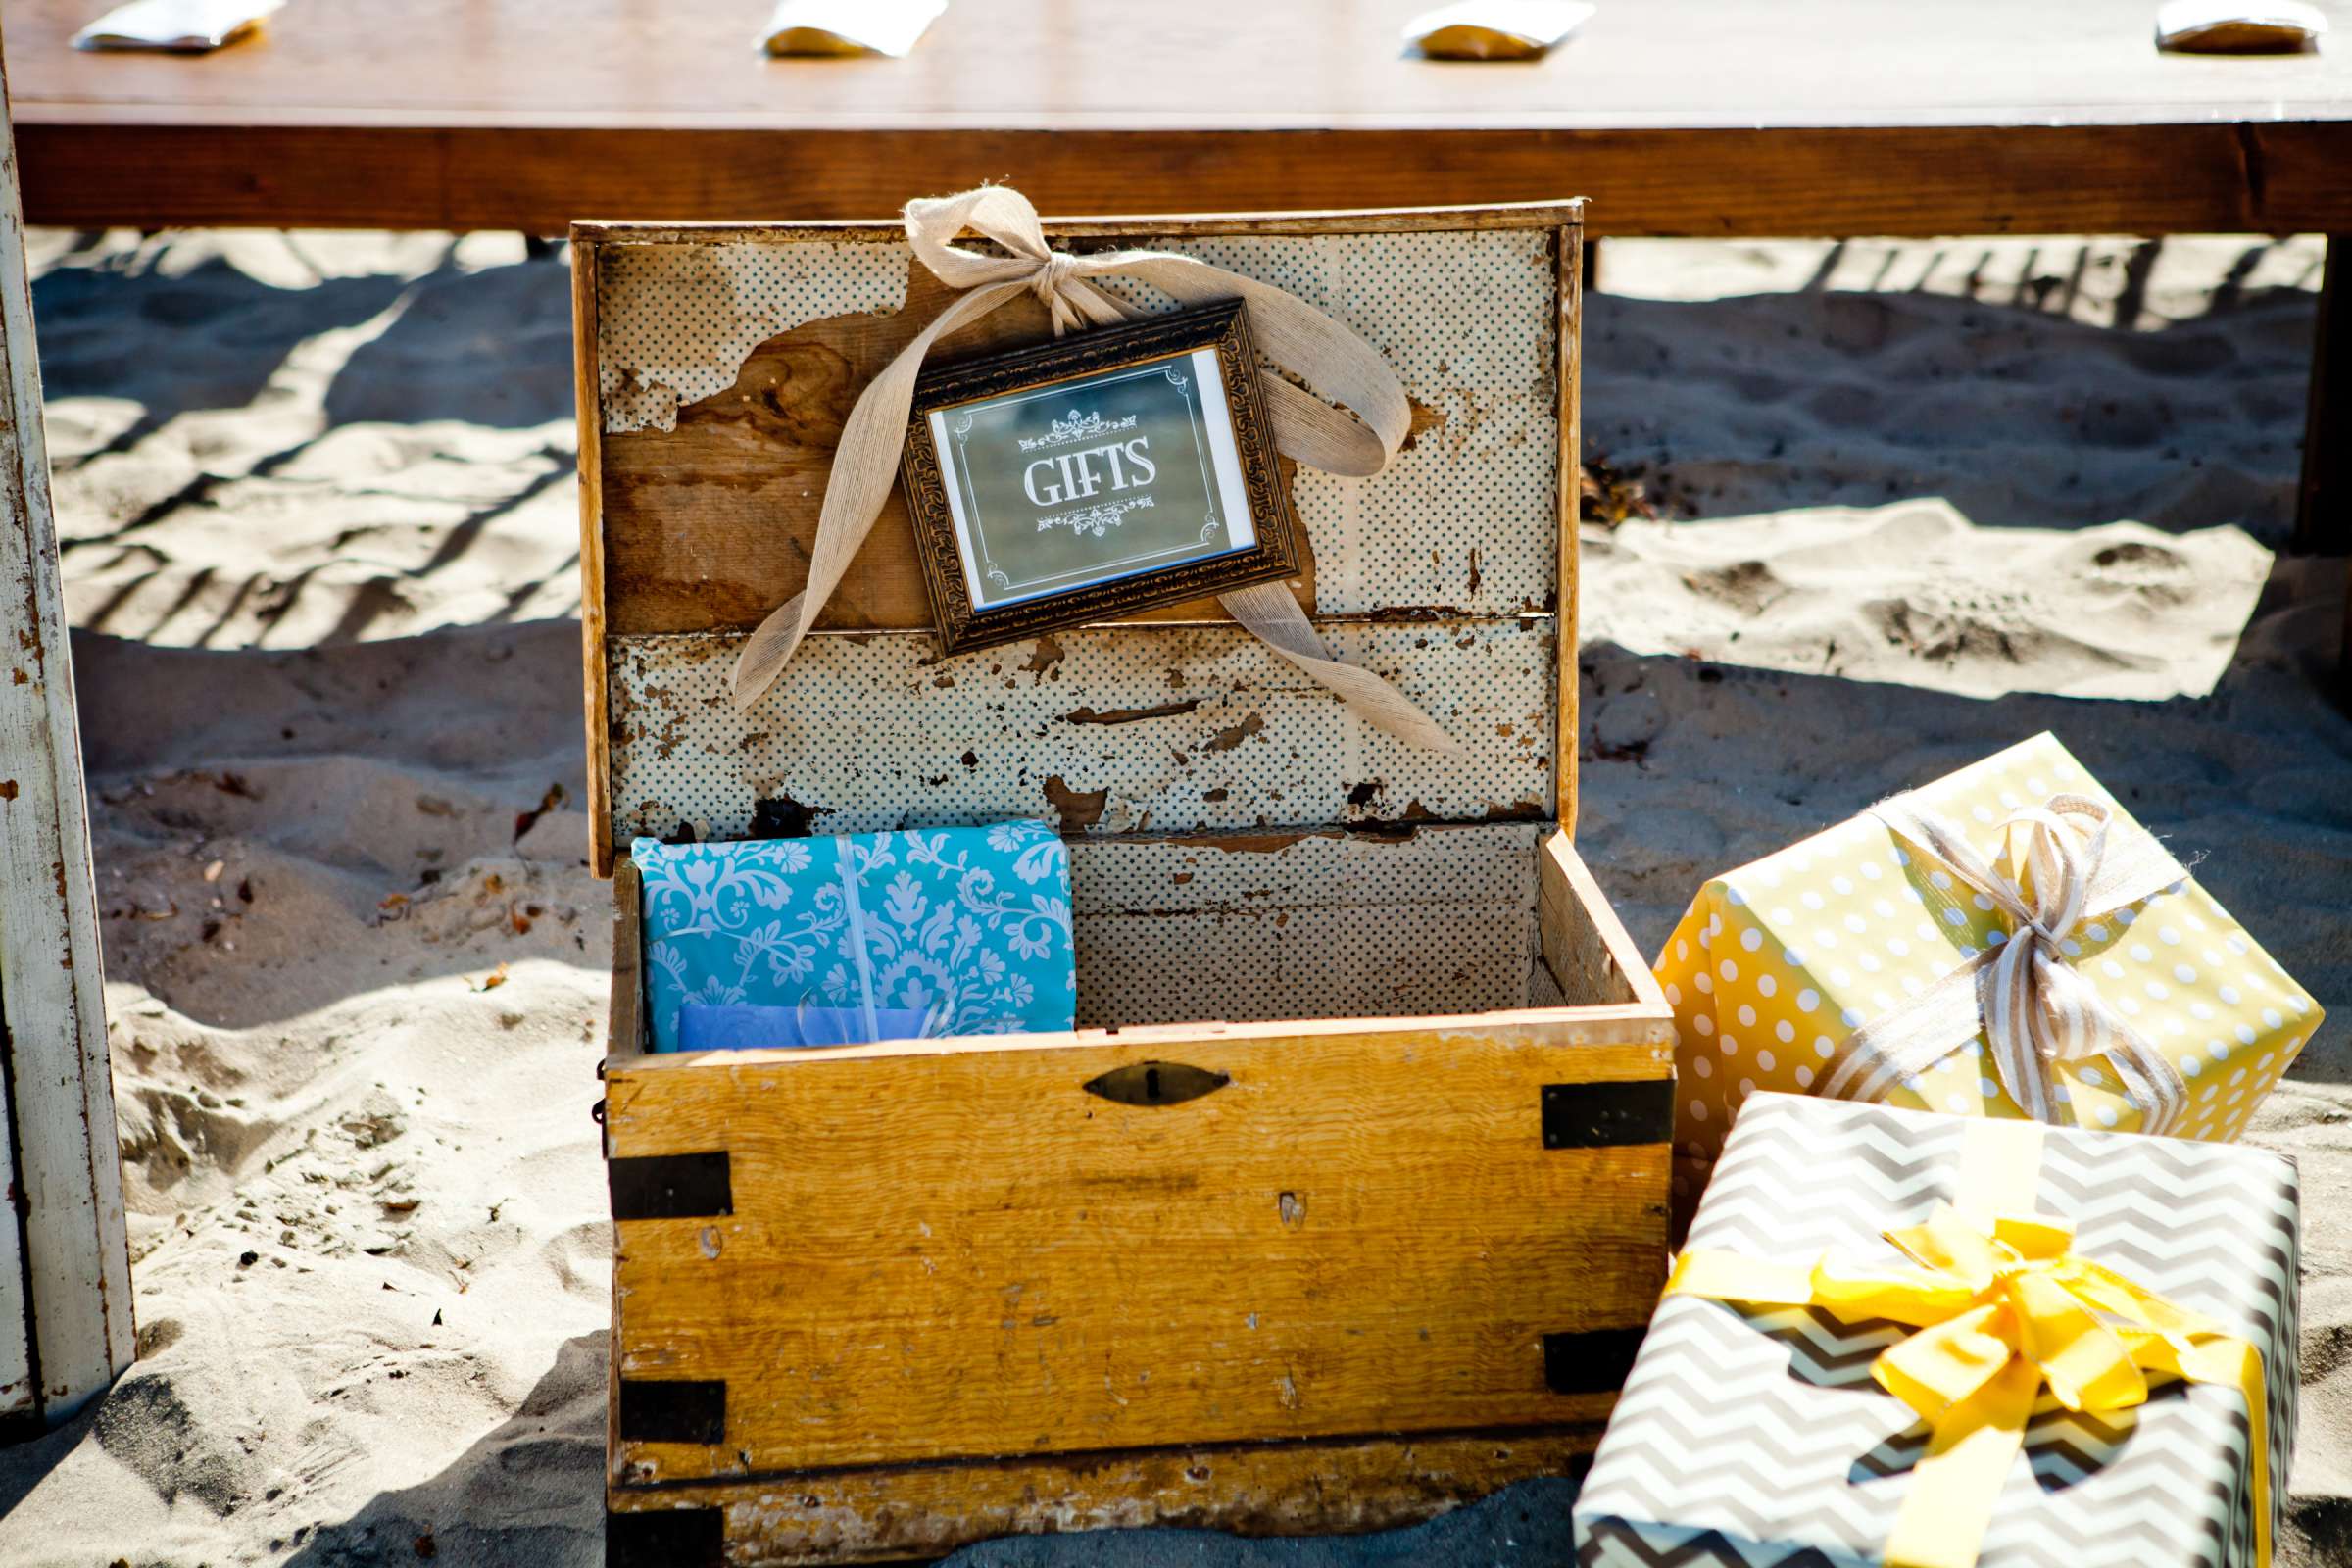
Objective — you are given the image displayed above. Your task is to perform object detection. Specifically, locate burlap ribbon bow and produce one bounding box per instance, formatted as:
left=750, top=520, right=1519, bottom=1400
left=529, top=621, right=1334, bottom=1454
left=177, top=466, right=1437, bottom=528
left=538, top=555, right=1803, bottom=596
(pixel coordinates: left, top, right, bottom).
left=728, top=186, right=1461, bottom=755
left=1821, top=792, right=2191, bottom=1134
left=1670, top=1194, right=2271, bottom=1568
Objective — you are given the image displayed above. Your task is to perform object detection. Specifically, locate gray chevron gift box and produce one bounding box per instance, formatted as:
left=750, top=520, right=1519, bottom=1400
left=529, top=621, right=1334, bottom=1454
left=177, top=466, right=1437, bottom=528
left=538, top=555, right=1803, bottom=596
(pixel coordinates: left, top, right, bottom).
left=1574, top=1093, right=2298, bottom=1568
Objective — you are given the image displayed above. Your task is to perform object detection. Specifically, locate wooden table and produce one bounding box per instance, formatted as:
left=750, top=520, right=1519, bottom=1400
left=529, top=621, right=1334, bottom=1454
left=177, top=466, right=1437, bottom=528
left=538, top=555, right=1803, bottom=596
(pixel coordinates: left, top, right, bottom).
left=10, top=0, right=2351, bottom=565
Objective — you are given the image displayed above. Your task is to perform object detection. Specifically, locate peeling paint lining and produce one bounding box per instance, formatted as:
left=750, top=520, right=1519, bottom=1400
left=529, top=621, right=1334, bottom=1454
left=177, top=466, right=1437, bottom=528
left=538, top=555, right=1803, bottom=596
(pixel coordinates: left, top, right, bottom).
left=593, top=225, right=1560, bottom=619
left=598, top=240, right=909, bottom=433
left=605, top=621, right=1553, bottom=846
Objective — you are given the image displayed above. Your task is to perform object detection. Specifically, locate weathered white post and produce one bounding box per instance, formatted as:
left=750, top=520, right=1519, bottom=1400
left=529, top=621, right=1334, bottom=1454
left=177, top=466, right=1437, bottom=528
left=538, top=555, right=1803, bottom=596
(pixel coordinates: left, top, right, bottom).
left=0, top=47, right=134, bottom=1426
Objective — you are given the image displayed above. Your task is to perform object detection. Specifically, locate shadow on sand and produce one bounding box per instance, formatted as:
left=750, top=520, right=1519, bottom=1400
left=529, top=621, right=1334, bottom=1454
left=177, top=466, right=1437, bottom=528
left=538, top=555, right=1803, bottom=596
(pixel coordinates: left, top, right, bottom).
left=33, top=250, right=412, bottom=465
left=321, top=257, right=576, bottom=432
left=1568, top=549, right=2351, bottom=1083
left=280, top=1331, right=607, bottom=1568
left=70, top=618, right=598, bottom=1030
left=270, top=1329, right=1589, bottom=1568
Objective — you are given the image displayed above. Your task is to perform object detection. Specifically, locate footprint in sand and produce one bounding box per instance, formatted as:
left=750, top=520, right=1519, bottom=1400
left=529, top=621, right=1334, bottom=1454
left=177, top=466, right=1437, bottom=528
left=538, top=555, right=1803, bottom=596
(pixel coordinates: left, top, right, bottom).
left=2087, top=537, right=2190, bottom=580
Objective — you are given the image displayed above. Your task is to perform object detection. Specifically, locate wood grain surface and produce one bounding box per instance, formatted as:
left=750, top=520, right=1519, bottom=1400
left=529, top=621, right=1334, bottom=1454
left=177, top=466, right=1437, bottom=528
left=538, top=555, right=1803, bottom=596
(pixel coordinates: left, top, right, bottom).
left=1554, top=225, right=1583, bottom=832
left=1539, top=830, right=1666, bottom=1014
left=24, top=0, right=2350, bottom=128
left=17, top=0, right=2352, bottom=233
left=603, top=856, right=642, bottom=1097
left=605, top=833, right=1675, bottom=1057
left=572, top=240, right=614, bottom=872
left=605, top=1425, right=1606, bottom=1564
left=583, top=200, right=1672, bottom=1554
left=606, top=1026, right=1666, bottom=1480
left=593, top=264, right=1322, bottom=638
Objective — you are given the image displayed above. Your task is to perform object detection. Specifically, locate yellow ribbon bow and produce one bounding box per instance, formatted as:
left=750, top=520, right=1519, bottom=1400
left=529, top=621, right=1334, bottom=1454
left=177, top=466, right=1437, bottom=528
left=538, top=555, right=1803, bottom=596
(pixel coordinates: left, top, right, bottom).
left=1668, top=1203, right=2271, bottom=1568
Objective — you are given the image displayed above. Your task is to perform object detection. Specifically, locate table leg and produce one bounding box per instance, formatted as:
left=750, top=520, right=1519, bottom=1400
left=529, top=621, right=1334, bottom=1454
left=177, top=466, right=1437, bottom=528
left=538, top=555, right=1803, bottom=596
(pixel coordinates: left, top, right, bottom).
left=2291, top=235, right=2349, bottom=697
left=2295, top=235, right=2347, bottom=554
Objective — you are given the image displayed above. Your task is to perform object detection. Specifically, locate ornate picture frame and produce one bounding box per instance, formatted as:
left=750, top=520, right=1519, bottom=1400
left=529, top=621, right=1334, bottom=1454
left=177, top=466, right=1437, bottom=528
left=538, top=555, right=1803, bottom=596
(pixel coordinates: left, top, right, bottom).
left=901, top=298, right=1301, bottom=656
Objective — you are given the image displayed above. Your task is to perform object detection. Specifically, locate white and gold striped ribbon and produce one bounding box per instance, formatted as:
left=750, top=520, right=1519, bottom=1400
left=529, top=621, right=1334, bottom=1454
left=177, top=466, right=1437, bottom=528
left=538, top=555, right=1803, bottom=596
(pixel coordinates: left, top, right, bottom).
left=1820, top=791, right=2192, bottom=1135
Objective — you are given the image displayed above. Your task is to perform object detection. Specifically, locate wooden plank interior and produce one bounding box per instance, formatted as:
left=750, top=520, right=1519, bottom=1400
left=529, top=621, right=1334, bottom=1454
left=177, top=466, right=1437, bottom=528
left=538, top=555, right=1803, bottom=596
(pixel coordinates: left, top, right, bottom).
left=1571, top=837, right=1672, bottom=1014
left=573, top=239, right=615, bottom=874
left=605, top=827, right=1663, bottom=1065
left=1539, top=832, right=1665, bottom=1011
left=1555, top=222, right=1583, bottom=834
left=583, top=211, right=1575, bottom=865
left=604, top=622, right=1555, bottom=849
left=605, top=1425, right=1606, bottom=1565
left=587, top=219, right=1566, bottom=638
left=1069, top=824, right=1543, bottom=1024
left=606, top=855, right=644, bottom=1065
left=607, top=827, right=1674, bottom=1071
left=605, top=1028, right=1666, bottom=1480
left=1066, top=825, right=1544, bottom=916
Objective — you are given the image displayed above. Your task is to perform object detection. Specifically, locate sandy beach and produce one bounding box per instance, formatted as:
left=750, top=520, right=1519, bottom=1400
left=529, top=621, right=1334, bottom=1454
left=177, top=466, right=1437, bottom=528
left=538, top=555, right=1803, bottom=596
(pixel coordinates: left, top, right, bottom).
left=0, top=225, right=2341, bottom=1565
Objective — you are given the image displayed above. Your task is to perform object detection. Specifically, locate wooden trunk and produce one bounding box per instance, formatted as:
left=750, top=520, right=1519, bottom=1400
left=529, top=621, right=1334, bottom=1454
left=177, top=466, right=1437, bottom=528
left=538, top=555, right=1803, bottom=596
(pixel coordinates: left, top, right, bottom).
left=576, top=201, right=1676, bottom=1565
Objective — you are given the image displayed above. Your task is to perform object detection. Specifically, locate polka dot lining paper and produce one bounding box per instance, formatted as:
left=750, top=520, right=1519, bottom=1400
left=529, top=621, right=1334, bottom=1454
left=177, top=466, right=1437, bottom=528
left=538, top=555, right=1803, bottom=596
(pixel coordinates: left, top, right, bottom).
left=1655, top=731, right=2323, bottom=1193
left=599, top=240, right=909, bottom=435
left=607, top=620, right=1551, bottom=846
left=1068, top=823, right=1544, bottom=1025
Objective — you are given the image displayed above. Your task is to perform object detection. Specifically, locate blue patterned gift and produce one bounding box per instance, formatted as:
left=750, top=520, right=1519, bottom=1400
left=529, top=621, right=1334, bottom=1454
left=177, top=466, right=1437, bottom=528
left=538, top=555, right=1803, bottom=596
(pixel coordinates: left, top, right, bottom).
left=632, top=821, right=1076, bottom=1052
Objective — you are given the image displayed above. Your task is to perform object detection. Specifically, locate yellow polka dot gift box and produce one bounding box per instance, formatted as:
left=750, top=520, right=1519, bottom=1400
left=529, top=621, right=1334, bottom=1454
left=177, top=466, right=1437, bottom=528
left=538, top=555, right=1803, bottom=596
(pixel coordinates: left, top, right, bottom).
left=1655, top=731, right=2323, bottom=1213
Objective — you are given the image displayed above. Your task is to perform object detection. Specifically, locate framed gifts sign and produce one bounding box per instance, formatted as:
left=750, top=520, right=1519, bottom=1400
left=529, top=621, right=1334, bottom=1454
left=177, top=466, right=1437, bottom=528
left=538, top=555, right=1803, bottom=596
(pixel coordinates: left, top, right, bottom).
left=901, top=299, right=1301, bottom=654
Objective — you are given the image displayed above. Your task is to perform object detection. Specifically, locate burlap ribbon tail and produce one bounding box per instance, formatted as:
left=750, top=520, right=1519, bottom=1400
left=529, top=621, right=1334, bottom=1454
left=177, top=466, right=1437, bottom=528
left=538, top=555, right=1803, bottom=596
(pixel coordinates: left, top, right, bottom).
left=1820, top=791, right=2191, bottom=1135
left=728, top=186, right=1461, bottom=755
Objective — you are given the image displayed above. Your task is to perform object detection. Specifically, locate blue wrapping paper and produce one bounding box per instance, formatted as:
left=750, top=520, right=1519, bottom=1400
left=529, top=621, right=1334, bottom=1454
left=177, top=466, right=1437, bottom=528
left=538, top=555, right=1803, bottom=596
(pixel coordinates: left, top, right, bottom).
left=680, top=1003, right=935, bottom=1051
left=633, top=822, right=1076, bottom=1053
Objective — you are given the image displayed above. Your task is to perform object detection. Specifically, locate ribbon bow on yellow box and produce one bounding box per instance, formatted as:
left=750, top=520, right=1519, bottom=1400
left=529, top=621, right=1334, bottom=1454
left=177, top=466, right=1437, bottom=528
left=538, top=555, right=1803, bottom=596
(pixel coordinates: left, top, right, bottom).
left=1671, top=1201, right=2271, bottom=1568
left=1654, top=733, right=2323, bottom=1206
